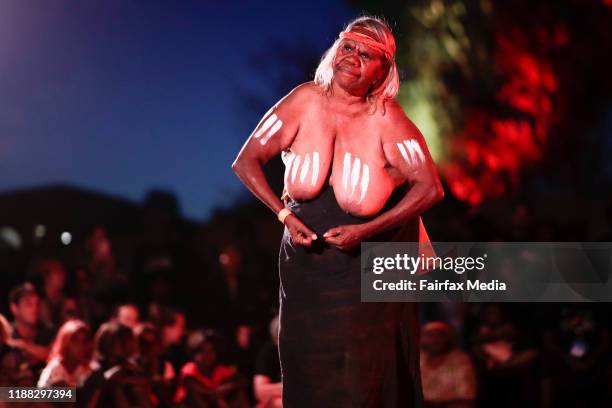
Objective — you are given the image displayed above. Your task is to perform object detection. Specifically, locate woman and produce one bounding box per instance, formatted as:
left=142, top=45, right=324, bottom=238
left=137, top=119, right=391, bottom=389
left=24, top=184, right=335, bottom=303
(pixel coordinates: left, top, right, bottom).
left=232, top=16, right=443, bottom=407
left=174, top=330, right=249, bottom=408
left=37, top=319, right=92, bottom=388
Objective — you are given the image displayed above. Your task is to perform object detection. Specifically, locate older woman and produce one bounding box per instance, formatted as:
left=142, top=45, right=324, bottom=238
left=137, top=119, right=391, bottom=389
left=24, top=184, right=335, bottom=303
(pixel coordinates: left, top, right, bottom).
left=232, top=16, right=443, bottom=407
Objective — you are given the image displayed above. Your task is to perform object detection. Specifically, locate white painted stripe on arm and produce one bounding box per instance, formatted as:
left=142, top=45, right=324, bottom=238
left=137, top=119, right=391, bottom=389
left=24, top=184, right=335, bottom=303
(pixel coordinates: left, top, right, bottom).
left=260, top=118, right=283, bottom=145
left=254, top=114, right=277, bottom=139
left=397, top=142, right=409, bottom=163
left=403, top=139, right=425, bottom=164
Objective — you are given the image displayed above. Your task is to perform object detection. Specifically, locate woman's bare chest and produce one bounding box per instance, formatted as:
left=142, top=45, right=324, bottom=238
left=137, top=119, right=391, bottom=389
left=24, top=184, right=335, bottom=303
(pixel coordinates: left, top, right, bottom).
left=285, top=117, right=397, bottom=216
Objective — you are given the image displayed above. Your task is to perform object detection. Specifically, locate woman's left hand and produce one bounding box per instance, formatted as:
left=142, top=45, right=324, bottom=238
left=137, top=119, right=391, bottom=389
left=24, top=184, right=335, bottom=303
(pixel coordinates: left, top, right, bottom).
left=323, top=224, right=371, bottom=251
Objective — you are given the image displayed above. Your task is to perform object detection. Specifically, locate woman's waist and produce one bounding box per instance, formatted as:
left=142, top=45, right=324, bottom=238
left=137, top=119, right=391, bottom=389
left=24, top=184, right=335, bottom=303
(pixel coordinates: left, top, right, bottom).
left=286, top=186, right=365, bottom=231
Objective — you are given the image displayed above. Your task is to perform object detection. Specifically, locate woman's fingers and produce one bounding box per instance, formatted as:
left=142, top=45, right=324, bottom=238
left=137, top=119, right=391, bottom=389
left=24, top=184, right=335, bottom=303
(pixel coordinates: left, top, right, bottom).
left=286, top=217, right=317, bottom=247
left=323, top=227, right=342, bottom=238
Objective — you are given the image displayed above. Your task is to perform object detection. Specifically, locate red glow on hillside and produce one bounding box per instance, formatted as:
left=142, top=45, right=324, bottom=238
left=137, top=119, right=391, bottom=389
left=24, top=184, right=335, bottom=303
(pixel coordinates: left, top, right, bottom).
left=443, top=28, right=563, bottom=206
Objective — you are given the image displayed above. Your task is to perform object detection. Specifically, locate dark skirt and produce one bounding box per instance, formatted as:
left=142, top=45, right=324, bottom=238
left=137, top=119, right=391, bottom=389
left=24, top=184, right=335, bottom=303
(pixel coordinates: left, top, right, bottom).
left=278, top=185, right=423, bottom=407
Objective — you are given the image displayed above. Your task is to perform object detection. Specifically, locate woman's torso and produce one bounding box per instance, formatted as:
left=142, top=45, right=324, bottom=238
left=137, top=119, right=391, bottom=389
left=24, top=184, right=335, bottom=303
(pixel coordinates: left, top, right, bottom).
left=283, top=88, right=405, bottom=218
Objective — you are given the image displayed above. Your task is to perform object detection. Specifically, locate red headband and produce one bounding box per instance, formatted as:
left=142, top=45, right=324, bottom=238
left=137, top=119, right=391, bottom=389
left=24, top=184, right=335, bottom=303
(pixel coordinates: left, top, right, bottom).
left=339, top=31, right=392, bottom=58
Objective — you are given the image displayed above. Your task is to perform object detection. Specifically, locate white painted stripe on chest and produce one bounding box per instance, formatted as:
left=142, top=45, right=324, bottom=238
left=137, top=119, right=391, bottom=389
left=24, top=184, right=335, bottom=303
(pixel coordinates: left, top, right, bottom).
left=342, top=153, right=351, bottom=190
left=311, top=152, right=319, bottom=186
left=358, top=164, right=369, bottom=203
left=282, top=152, right=296, bottom=186
left=290, top=155, right=301, bottom=183
left=350, top=157, right=361, bottom=195
left=299, top=154, right=311, bottom=184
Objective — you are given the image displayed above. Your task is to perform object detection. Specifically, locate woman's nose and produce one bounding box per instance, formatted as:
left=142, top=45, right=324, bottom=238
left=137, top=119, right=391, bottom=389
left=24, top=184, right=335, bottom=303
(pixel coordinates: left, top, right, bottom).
left=344, top=56, right=359, bottom=66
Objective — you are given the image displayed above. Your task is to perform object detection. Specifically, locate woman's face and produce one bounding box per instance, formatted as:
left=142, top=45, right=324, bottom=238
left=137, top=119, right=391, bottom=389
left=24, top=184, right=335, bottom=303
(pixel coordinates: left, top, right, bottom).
left=333, top=38, right=386, bottom=96
left=195, top=342, right=217, bottom=369
left=68, top=328, right=92, bottom=363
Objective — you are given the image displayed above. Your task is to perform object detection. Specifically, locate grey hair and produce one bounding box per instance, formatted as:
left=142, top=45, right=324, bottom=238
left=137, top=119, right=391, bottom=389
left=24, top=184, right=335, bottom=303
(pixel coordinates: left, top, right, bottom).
left=314, top=16, right=400, bottom=111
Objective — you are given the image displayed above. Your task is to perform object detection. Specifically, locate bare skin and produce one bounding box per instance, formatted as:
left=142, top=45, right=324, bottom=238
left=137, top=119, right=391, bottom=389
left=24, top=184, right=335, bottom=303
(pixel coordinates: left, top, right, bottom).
left=232, top=34, right=444, bottom=251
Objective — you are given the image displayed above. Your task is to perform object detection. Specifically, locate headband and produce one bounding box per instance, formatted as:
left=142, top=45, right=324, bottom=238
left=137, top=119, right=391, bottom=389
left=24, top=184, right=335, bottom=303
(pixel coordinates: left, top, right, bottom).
left=339, top=31, right=393, bottom=59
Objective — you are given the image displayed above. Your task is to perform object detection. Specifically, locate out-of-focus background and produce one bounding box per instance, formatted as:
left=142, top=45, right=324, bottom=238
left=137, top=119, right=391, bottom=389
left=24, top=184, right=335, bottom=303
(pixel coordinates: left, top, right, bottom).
left=1, top=1, right=611, bottom=407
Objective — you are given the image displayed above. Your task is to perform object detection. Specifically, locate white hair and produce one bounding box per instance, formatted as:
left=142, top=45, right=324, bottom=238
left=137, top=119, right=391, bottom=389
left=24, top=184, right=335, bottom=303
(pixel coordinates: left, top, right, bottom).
left=314, top=16, right=400, bottom=111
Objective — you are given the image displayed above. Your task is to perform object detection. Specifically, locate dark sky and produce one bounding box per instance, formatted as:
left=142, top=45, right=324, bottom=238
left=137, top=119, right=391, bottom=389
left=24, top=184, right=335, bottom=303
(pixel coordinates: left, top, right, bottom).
left=0, top=0, right=356, bottom=221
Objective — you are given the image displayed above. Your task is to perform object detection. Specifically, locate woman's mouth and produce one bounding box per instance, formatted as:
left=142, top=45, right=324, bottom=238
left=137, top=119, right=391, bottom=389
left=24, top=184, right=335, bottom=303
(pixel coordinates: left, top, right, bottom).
left=337, top=65, right=359, bottom=76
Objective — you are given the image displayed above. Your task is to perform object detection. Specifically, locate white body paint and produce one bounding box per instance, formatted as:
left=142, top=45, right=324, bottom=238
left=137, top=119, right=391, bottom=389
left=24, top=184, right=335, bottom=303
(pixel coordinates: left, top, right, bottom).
left=282, top=151, right=296, bottom=185
left=397, top=139, right=425, bottom=167
left=341, top=152, right=370, bottom=204
left=299, top=154, right=310, bottom=184
left=291, top=155, right=301, bottom=183
left=254, top=113, right=283, bottom=145
left=311, top=152, right=319, bottom=187
left=283, top=151, right=321, bottom=187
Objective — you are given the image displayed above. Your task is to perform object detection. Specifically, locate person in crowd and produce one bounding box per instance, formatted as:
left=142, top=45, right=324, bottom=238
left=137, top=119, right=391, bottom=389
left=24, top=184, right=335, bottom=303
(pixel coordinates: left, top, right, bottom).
left=253, top=316, right=282, bottom=408
left=34, top=259, right=68, bottom=330
left=204, top=245, right=260, bottom=339
left=84, top=226, right=130, bottom=328
left=135, top=323, right=176, bottom=408
left=80, top=321, right=152, bottom=408
left=470, top=303, right=539, bottom=408
left=541, top=304, right=610, bottom=408
left=174, top=330, right=249, bottom=408
left=0, top=313, right=36, bottom=386
left=116, top=303, right=141, bottom=330
left=420, top=321, right=476, bottom=408
left=38, top=319, right=93, bottom=388
left=158, top=307, right=188, bottom=374
left=230, top=322, right=260, bottom=406
left=8, top=283, right=54, bottom=366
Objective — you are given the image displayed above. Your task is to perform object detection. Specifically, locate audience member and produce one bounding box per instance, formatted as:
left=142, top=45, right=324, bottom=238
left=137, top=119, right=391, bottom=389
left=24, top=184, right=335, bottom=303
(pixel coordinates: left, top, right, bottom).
left=116, top=303, right=141, bottom=330
left=0, top=313, right=36, bottom=386
left=253, top=316, right=282, bottom=408
left=420, top=321, right=476, bottom=408
left=8, top=283, right=54, bottom=366
left=35, top=259, right=68, bottom=330
left=135, top=322, right=176, bottom=408
left=80, top=321, right=152, bottom=408
left=174, top=330, right=249, bottom=408
left=38, top=319, right=92, bottom=388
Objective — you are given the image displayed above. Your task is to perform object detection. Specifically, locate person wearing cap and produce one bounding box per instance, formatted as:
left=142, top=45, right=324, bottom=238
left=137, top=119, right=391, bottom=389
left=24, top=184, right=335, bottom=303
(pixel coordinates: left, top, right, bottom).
left=8, top=282, right=55, bottom=365
left=232, top=15, right=443, bottom=407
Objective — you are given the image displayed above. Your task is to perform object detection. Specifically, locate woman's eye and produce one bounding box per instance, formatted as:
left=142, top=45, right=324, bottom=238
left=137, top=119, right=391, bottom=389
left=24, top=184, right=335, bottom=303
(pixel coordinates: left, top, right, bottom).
left=361, top=53, right=370, bottom=59
left=344, top=45, right=351, bottom=51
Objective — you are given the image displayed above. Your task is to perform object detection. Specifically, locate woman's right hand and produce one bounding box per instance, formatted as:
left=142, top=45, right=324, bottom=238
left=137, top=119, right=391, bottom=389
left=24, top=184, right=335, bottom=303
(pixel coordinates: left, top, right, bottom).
left=284, top=214, right=317, bottom=247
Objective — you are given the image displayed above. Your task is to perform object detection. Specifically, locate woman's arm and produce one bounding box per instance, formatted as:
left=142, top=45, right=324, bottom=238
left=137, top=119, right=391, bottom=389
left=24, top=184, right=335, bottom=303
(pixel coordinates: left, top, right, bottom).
left=231, top=83, right=318, bottom=246
left=324, top=104, right=443, bottom=249
left=253, top=374, right=282, bottom=404
left=362, top=111, right=443, bottom=238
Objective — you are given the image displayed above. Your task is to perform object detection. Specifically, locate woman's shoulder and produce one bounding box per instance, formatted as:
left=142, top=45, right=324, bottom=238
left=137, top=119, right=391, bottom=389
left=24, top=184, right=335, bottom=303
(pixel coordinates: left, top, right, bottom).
left=272, top=82, right=325, bottom=122
left=377, top=99, right=423, bottom=140
left=280, top=82, right=324, bottom=107
left=37, top=357, right=65, bottom=387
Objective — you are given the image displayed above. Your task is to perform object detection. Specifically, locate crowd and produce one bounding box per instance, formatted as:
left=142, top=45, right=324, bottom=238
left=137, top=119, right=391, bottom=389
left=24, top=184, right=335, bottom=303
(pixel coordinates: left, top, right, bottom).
left=1, top=198, right=611, bottom=407
left=0, top=277, right=282, bottom=408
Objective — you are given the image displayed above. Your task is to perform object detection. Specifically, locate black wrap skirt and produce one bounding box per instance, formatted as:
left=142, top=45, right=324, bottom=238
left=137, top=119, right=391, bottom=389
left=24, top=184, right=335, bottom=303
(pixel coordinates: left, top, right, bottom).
left=278, top=185, right=423, bottom=407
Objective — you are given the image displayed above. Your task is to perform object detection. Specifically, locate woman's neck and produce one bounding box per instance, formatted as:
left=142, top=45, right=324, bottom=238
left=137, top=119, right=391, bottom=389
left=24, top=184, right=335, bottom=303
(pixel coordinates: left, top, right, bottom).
left=61, top=356, right=80, bottom=374
left=329, top=80, right=374, bottom=117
